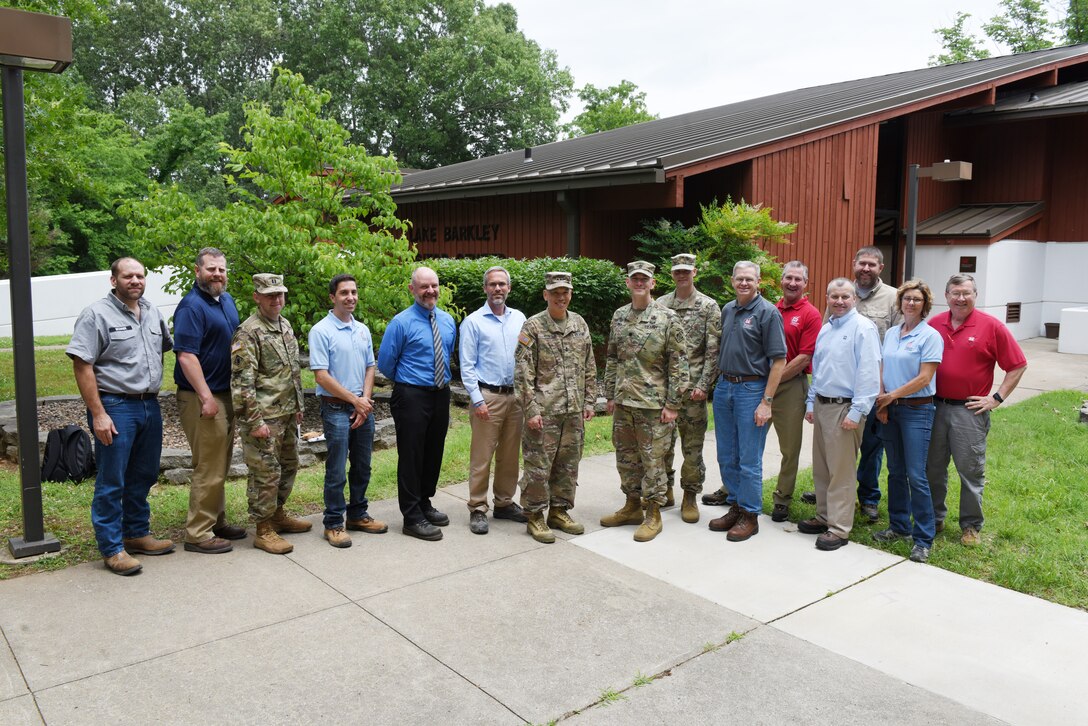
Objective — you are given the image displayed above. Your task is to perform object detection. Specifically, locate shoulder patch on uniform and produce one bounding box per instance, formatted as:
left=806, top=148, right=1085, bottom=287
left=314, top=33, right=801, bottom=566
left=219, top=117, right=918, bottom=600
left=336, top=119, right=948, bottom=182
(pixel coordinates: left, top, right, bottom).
left=518, top=331, right=534, bottom=347
left=231, top=341, right=242, bottom=353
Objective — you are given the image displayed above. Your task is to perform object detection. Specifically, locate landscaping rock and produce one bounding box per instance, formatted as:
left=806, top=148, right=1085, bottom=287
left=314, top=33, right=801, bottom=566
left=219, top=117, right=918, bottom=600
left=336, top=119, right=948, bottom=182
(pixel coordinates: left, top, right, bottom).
left=162, top=468, right=193, bottom=485
left=374, top=418, right=397, bottom=450
left=1080, top=400, right=1088, bottom=424
left=159, top=448, right=193, bottom=470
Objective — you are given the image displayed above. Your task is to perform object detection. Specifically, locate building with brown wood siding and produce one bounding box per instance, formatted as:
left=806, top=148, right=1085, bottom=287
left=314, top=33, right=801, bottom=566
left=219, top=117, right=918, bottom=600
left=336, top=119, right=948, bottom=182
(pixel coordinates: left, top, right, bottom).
left=391, top=46, right=1088, bottom=339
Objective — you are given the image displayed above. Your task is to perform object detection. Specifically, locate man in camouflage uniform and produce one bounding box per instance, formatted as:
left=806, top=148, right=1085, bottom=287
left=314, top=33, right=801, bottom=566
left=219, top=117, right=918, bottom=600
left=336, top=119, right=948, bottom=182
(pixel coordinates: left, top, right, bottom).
left=656, top=253, right=720, bottom=524
left=514, top=271, right=597, bottom=544
left=601, top=261, right=689, bottom=542
left=231, top=274, right=310, bottom=555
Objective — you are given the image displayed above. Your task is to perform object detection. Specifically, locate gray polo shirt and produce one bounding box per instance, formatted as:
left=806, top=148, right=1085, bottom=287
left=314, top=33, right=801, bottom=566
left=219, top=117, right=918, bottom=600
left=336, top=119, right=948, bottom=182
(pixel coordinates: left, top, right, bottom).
left=716, top=294, right=787, bottom=377
left=67, top=292, right=173, bottom=395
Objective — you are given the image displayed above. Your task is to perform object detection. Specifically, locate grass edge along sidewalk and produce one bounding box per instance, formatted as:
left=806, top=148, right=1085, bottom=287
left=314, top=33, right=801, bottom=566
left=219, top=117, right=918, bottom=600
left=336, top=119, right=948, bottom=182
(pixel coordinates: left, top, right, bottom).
left=1, top=392, right=1086, bottom=613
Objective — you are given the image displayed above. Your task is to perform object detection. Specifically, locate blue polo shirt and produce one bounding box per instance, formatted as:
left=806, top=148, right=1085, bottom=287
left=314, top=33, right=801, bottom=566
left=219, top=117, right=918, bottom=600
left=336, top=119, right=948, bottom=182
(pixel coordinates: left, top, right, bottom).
left=309, top=311, right=376, bottom=397
left=881, top=320, right=943, bottom=397
left=377, top=302, right=456, bottom=387
left=172, top=286, right=240, bottom=393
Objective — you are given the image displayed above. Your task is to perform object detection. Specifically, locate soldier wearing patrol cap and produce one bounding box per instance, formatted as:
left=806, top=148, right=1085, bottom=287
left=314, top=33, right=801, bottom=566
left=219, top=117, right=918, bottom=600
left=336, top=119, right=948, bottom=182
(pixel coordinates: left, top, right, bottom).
left=231, top=273, right=309, bottom=555
left=655, top=253, right=720, bottom=524
left=514, top=271, right=597, bottom=544
left=601, top=261, right=689, bottom=542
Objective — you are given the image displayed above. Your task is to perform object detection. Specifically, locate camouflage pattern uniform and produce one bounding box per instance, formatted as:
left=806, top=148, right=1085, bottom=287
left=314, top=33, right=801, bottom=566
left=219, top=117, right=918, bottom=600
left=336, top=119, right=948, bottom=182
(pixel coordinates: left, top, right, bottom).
left=231, top=311, right=304, bottom=523
left=657, top=287, right=720, bottom=494
left=605, top=300, right=689, bottom=506
left=515, top=310, right=597, bottom=513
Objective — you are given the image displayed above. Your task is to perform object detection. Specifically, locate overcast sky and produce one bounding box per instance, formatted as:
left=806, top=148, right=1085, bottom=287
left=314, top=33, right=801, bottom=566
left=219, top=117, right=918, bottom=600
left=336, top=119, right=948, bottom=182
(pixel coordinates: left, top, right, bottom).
left=501, top=0, right=1024, bottom=120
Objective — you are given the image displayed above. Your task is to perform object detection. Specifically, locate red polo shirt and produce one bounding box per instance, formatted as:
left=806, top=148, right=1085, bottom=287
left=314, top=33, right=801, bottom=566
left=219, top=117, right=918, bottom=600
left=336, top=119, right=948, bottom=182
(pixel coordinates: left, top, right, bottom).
left=929, top=309, right=1027, bottom=399
left=776, top=296, right=822, bottom=374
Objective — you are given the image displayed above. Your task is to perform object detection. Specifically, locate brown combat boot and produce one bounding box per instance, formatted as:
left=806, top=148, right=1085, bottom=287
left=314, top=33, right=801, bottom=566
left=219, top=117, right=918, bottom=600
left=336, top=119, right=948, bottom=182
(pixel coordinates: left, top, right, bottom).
left=709, top=503, right=742, bottom=532
left=665, top=487, right=675, bottom=507
left=634, top=501, right=663, bottom=542
left=526, top=511, right=556, bottom=544
left=726, top=511, right=759, bottom=542
left=681, top=491, right=699, bottom=523
left=601, top=493, right=645, bottom=527
left=547, top=508, right=585, bottom=535
left=271, top=506, right=313, bottom=534
left=254, top=520, right=293, bottom=554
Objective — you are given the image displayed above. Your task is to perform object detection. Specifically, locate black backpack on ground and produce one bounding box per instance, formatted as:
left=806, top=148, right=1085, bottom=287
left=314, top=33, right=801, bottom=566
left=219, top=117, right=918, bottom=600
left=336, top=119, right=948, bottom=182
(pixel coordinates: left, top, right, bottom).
left=41, top=424, right=96, bottom=482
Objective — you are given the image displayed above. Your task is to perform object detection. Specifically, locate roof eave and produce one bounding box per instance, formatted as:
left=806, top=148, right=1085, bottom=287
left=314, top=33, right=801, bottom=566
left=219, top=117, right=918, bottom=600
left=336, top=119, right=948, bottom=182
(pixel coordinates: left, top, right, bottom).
left=392, top=167, right=665, bottom=203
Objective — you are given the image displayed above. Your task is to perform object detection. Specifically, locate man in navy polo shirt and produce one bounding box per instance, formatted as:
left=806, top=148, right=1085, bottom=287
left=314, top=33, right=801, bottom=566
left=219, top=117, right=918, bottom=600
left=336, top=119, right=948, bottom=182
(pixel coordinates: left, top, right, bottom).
left=378, top=267, right=457, bottom=541
left=173, top=247, right=246, bottom=554
left=309, top=274, right=388, bottom=548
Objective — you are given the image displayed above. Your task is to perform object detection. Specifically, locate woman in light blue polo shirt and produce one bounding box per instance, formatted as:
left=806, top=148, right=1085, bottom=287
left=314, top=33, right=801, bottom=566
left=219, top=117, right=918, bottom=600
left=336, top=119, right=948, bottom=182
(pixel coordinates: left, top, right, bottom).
left=873, top=279, right=944, bottom=563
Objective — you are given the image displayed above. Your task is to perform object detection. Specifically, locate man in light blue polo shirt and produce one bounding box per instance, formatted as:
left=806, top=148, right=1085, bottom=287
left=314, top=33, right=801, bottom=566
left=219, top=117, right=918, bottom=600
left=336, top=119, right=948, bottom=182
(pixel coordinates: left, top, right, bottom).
left=377, top=266, right=457, bottom=541
left=309, top=274, right=388, bottom=548
left=459, top=265, right=528, bottom=535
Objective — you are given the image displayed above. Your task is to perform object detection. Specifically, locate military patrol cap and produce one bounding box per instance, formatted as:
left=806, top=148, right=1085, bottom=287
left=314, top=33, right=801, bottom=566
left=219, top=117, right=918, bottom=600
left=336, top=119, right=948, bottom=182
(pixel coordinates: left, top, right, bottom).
left=671, top=253, right=696, bottom=271
left=544, top=271, right=573, bottom=290
left=627, top=260, right=655, bottom=278
left=253, top=273, right=288, bottom=294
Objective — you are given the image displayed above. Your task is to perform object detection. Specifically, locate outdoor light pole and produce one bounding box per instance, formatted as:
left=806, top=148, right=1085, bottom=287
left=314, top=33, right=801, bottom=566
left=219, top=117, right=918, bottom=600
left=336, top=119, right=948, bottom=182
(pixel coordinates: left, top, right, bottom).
left=904, top=160, right=973, bottom=281
left=1, top=7, right=73, bottom=558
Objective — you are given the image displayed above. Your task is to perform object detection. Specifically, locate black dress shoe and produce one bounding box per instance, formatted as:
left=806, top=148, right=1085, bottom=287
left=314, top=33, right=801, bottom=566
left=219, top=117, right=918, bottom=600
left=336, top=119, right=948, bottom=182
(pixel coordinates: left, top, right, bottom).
left=422, top=508, right=450, bottom=527
left=493, top=503, right=528, bottom=523
left=402, top=520, right=443, bottom=541
left=213, top=523, right=247, bottom=540
left=801, top=491, right=817, bottom=505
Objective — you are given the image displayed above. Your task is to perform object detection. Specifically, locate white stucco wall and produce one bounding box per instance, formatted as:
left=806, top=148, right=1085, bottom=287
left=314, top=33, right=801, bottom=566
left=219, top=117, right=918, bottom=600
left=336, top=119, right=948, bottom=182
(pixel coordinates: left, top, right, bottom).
left=0, top=268, right=182, bottom=338
left=917, top=239, right=1088, bottom=342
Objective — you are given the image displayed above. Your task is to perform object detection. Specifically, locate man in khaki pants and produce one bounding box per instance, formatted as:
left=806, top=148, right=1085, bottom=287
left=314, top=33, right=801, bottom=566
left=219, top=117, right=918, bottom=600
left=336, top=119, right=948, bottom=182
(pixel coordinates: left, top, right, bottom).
left=174, top=247, right=247, bottom=554
left=799, top=278, right=880, bottom=551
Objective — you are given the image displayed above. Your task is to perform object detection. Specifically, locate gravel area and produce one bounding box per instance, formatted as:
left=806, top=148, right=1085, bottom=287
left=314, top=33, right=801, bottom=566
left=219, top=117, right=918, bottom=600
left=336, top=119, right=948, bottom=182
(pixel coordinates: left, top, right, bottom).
left=35, top=394, right=392, bottom=447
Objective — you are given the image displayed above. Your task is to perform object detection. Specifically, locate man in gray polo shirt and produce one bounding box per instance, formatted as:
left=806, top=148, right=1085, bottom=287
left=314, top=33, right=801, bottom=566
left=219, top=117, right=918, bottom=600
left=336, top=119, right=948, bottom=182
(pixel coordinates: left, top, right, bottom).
left=68, top=257, right=175, bottom=576
left=708, top=261, right=786, bottom=542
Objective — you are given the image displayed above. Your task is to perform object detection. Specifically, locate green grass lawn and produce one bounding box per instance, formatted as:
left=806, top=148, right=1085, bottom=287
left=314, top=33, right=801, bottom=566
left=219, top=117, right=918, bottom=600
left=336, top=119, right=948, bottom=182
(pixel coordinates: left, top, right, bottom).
left=0, top=335, right=72, bottom=349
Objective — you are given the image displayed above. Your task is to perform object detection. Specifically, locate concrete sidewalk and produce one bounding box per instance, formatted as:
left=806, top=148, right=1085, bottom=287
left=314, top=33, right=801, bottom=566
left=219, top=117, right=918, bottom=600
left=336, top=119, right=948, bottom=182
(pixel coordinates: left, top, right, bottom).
left=0, top=339, right=1085, bottom=725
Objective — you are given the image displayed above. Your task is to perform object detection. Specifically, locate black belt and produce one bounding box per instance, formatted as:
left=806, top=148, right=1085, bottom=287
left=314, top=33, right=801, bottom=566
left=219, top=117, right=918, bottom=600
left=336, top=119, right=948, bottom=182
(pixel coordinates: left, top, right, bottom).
left=320, top=395, right=352, bottom=405
left=100, top=391, right=157, bottom=400
left=720, top=373, right=762, bottom=383
left=479, top=382, right=514, bottom=394
left=893, top=396, right=934, bottom=406
left=817, top=395, right=852, bottom=405
left=936, top=396, right=968, bottom=406
left=395, top=381, right=448, bottom=392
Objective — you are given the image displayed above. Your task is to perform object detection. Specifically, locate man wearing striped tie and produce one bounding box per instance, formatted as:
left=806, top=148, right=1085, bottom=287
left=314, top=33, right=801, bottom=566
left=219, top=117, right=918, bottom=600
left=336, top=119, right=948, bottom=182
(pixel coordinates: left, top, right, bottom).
left=378, top=267, right=457, bottom=541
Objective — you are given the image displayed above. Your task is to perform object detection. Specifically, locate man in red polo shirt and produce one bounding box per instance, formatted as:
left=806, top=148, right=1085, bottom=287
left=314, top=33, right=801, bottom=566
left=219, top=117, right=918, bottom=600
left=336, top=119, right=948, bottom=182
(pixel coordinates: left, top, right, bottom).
left=926, top=273, right=1026, bottom=547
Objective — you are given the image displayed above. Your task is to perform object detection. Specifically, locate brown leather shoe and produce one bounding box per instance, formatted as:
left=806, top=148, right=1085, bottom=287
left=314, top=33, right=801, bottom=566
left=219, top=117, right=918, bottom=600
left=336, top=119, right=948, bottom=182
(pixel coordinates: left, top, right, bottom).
left=213, top=523, right=247, bottom=540
left=104, top=551, right=142, bottom=576
left=816, top=532, right=849, bottom=551
left=184, top=537, right=233, bottom=554
left=123, top=535, right=175, bottom=556
left=726, top=511, right=759, bottom=541
left=271, top=506, right=313, bottom=534
left=346, top=515, right=388, bottom=534
left=709, top=503, right=742, bottom=532
left=324, top=527, right=352, bottom=548
left=797, top=518, right=829, bottom=535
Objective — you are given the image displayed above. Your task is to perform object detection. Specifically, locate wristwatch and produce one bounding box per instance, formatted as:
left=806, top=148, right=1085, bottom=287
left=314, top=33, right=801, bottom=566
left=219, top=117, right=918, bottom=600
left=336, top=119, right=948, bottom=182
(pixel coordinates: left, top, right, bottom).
left=992, top=392, right=1004, bottom=403
left=763, top=395, right=774, bottom=404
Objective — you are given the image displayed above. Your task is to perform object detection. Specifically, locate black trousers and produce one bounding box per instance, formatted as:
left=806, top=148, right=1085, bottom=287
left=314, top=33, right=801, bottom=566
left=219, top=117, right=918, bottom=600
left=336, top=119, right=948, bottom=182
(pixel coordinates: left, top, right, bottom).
left=391, top=383, right=450, bottom=524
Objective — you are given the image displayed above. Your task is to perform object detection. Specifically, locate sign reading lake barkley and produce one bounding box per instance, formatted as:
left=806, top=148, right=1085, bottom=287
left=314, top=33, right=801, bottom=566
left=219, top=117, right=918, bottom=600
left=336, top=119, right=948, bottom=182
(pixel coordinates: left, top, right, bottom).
left=408, top=224, right=500, bottom=244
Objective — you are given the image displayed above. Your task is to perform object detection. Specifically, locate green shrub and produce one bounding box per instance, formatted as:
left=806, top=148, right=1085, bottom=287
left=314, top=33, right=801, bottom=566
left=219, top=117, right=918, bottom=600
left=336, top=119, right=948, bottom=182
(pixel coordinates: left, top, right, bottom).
left=430, top=256, right=627, bottom=346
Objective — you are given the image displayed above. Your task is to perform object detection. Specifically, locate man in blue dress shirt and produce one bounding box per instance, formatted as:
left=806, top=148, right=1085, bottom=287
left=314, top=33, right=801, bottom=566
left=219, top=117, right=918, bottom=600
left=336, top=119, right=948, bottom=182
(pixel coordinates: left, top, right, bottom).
left=309, top=274, right=389, bottom=549
left=459, top=266, right=528, bottom=535
left=377, top=267, right=457, bottom=541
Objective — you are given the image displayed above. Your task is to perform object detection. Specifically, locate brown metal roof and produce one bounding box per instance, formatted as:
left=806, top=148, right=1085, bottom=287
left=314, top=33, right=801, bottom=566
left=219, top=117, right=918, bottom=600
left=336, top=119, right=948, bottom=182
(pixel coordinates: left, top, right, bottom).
left=916, top=202, right=1045, bottom=237
left=391, top=44, right=1088, bottom=202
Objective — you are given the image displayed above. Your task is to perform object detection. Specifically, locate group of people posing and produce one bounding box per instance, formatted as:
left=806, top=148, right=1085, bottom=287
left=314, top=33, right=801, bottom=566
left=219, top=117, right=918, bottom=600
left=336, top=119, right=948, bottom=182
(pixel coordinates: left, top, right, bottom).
left=66, top=245, right=1025, bottom=576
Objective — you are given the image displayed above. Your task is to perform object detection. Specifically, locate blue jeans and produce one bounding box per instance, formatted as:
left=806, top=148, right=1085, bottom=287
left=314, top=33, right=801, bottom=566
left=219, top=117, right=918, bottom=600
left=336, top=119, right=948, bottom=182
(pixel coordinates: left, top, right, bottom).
left=321, top=401, right=374, bottom=528
left=89, top=395, right=163, bottom=557
left=712, top=379, right=769, bottom=514
left=880, top=402, right=937, bottom=547
left=856, top=403, right=883, bottom=505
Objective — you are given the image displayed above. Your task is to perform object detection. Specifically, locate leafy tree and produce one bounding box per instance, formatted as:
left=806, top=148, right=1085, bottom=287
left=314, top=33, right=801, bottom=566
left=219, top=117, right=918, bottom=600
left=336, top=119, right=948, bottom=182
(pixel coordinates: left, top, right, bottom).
left=567, top=79, right=658, bottom=137
left=121, top=69, right=418, bottom=340
left=930, top=12, right=992, bottom=65
left=633, top=198, right=794, bottom=305
left=983, top=0, right=1055, bottom=52
left=1062, top=0, right=1088, bottom=42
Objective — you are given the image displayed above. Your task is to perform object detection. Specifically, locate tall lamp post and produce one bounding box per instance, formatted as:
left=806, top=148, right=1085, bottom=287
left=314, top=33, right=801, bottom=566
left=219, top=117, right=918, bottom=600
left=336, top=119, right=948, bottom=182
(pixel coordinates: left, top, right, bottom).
left=1, top=7, right=72, bottom=558
left=904, top=160, right=973, bottom=281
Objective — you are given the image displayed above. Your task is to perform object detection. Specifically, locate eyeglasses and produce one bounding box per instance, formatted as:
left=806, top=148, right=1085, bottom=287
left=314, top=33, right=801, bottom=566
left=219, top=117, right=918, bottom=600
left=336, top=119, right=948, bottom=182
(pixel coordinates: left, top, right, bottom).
left=948, top=291, right=975, bottom=300
left=902, top=296, right=924, bottom=304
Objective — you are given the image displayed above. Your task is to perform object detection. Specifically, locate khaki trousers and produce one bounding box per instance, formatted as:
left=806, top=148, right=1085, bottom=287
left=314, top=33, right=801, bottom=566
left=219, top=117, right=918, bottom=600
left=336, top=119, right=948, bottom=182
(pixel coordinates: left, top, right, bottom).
left=178, top=389, right=234, bottom=543
left=812, top=400, right=864, bottom=538
left=467, top=389, right=523, bottom=512
left=771, top=375, right=808, bottom=505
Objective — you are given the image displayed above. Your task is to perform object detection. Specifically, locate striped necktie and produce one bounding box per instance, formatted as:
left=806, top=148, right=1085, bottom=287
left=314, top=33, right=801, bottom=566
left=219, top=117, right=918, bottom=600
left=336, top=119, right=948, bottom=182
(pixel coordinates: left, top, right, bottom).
left=429, top=311, right=446, bottom=387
